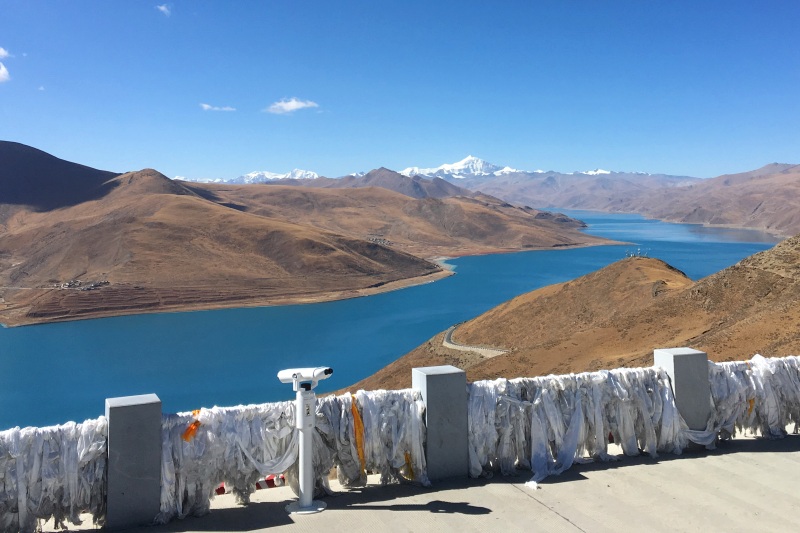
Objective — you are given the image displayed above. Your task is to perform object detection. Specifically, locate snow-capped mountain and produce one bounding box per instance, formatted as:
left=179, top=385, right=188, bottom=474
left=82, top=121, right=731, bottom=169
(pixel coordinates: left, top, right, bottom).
left=400, top=156, right=661, bottom=180
left=234, top=169, right=319, bottom=183
left=179, top=169, right=319, bottom=184
left=401, top=155, right=506, bottom=179
left=579, top=169, right=612, bottom=176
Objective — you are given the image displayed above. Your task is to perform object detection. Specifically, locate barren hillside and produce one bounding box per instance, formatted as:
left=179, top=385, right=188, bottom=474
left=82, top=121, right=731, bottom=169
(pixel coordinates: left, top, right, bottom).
left=0, top=163, right=442, bottom=325
left=271, top=167, right=475, bottom=199
left=182, top=182, right=606, bottom=259
left=449, top=163, right=800, bottom=237
left=349, top=235, right=799, bottom=391
left=450, top=170, right=699, bottom=213
left=0, top=142, right=610, bottom=325
left=0, top=141, right=120, bottom=217
left=623, top=164, right=800, bottom=235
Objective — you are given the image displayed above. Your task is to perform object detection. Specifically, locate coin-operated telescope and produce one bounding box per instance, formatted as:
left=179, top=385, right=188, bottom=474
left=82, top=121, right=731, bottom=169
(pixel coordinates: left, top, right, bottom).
left=277, top=366, right=333, bottom=514
left=278, top=367, right=334, bottom=391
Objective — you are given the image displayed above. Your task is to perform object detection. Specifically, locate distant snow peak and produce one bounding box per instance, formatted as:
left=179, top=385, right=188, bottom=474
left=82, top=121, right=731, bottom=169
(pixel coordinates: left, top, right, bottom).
left=401, top=155, right=504, bottom=179
left=442, top=155, right=502, bottom=176
left=174, top=175, right=224, bottom=183
left=398, top=166, right=421, bottom=177
left=285, top=169, right=319, bottom=180
left=234, top=169, right=319, bottom=183
left=177, top=169, right=319, bottom=184
left=493, top=166, right=522, bottom=176
left=581, top=169, right=612, bottom=176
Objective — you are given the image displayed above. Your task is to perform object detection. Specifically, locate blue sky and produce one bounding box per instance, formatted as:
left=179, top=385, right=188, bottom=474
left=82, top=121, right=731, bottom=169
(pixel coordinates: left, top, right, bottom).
left=1, top=1, right=798, bottom=180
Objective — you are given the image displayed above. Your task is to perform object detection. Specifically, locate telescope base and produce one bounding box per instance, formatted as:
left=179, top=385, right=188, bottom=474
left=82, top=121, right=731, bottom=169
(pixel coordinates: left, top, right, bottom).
left=285, top=500, right=327, bottom=514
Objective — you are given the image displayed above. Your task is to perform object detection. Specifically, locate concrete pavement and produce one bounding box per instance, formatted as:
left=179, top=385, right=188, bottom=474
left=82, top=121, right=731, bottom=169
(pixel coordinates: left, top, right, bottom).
left=41, top=433, right=800, bottom=533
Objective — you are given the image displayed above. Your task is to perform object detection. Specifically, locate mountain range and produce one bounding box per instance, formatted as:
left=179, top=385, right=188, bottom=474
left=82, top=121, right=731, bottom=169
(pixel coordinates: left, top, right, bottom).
left=180, top=167, right=605, bottom=260
left=261, top=167, right=477, bottom=200
left=397, top=157, right=800, bottom=235
left=187, top=154, right=799, bottom=236
left=400, top=155, right=523, bottom=178
left=188, top=168, right=320, bottom=184
left=0, top=142, right=603, bottom=325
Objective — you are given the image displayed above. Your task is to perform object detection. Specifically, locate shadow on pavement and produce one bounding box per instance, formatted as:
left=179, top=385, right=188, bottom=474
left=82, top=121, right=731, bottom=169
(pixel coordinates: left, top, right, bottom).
left=517, top=433, right=800, bottom=486
left=138, top=501, right=294, bottom=532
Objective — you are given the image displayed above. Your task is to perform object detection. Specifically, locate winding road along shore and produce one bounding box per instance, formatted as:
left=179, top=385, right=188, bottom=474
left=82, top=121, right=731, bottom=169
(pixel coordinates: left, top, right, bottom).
left=443, top=324, right=507, bottom=358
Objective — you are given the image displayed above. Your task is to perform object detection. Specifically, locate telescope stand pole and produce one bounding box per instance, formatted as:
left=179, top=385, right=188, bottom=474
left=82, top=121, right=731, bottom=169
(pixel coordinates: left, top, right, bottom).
left=286, top=386, right=326, bottom=514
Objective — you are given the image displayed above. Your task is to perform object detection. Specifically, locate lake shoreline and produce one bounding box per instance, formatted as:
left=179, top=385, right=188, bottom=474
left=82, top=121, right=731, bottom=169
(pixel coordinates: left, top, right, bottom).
left=0, top=212, right=778, bottom=430
left=559, top=207, right=789, bottom=240
left=0, top=240, right=615, bottom=328
left=0, top=269, right=452, bottom=328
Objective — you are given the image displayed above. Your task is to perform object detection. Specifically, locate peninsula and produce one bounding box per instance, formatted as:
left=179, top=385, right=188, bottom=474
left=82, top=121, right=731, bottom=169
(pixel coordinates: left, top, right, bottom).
left=0, top=142, right=607, bottom=326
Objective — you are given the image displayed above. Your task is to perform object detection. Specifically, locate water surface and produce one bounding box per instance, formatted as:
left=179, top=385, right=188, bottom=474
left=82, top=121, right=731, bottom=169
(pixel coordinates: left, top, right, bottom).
left=0, top=212, right=779, bottom=429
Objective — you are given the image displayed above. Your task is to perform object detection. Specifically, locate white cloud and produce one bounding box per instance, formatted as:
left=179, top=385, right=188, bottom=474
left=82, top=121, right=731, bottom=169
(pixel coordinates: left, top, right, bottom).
left=0, top=47, right=9, bottom=59
left=38, top=86, right=45, bottom=91
left=156, top=4, right=171, bottom=16
left=200, top=103, right=236, bottom=112
left=0, top=63, right=9, bottom=83
left=265, top=97, right=319, bottom=114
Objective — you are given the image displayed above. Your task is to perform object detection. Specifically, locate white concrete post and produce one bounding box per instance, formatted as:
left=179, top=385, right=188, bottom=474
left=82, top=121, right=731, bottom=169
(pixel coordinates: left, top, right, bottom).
left=412, top=365, right=469, bottom=480
left=105, top=394, right=162, bottom=530
left=654, top=348, right=712, bottom=431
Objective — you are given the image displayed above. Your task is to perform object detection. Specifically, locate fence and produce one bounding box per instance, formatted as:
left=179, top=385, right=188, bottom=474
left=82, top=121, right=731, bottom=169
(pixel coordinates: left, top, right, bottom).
left=2, top=350, right=800, bottom=532
left=0, top=389, right=427, bottom=532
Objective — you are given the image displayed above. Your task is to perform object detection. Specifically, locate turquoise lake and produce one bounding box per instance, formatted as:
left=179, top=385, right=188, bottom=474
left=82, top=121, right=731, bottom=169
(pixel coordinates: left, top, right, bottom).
left=0, top=211, right=780, bottom=430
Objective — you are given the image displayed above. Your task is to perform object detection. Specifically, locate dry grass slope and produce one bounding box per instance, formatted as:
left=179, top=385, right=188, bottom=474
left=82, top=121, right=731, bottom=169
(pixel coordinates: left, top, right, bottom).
left=349, top=235, right=800, bottom=391
left=1, top=144, right=609, bottom=325
left=0, top=167, right=442, bottom=325
left=183, top=182, right=606, bottom=259
left=634, top=164, right=800, bottom=235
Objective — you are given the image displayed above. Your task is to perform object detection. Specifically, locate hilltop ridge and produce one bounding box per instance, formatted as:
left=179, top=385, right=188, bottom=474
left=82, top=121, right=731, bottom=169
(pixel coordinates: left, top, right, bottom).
left=0, top=141, right=120, bottom=212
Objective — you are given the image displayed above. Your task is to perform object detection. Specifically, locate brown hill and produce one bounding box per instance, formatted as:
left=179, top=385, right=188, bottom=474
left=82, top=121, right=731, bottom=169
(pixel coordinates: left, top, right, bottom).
left=182, top=182, right=608, bottom=259
left=349, top=235, right=800, bottom=391
left=0, top=141, right=120, bottom=213
left=0, top=144, right=612, bottom=326
left=451, top=170, right=699, bottom=212
left=622, top=164, right=800, bottom=235
left=451, top=164, right=800, bottom=237
left=0, top=166, right=443, bottom=325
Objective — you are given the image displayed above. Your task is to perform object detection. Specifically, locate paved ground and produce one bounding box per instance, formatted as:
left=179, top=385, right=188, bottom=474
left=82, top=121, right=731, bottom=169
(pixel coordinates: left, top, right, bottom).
left=42, top=434, right=800, bottom=532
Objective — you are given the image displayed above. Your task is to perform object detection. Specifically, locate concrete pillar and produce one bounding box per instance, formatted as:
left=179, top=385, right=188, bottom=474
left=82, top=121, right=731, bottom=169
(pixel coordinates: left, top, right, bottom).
left=654, top=348, right=712, bottom=431
left=105, top=394, right=162, bottom=530
left=412, top=365, right=468, bottom=481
